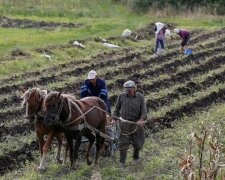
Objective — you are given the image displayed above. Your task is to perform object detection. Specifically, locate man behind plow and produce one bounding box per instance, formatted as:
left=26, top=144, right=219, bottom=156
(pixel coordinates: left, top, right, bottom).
left=112, top=80, right=147, bottom=167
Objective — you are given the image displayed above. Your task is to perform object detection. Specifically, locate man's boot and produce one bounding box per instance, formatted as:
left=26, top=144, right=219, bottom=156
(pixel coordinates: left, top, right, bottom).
left=133, top=149, right=140, bottom=161
left=119, top=150, right=127, bottom=167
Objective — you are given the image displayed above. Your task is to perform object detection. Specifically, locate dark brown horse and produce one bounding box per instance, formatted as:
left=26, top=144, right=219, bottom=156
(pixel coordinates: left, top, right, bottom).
left=21, top=88, right=65, bottom=172
left=44, top=91, right=107, bottom=169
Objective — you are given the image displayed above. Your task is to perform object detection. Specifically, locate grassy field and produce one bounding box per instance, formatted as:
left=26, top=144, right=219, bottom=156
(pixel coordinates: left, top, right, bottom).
left=1, top=0, right=225, bottom=179
left=0, top=0, right=224, bottom=60
left=0, top=0, right=150, bottom=55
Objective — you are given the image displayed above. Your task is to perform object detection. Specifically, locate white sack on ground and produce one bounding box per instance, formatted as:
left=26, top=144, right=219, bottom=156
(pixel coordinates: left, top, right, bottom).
left=122, top=29, right=132, bottom=37
left=73, top=41, right=85, bottom=48
left=102, top=43, right=119, bottom=48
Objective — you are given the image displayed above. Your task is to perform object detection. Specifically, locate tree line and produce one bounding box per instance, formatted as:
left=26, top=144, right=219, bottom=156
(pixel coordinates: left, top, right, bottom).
left=113, top=0, right=225, bottom=15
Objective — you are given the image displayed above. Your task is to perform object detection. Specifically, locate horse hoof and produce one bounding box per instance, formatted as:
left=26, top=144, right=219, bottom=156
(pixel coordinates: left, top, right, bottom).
left=71, top=163, right=78, bottom=170
left=37, top=166, right=46, bottom=173
left=87, top=160, right=93, bottom=165
left=92, top=163, right=99, bottom=169
left=57, top=159, right=63, bottom=164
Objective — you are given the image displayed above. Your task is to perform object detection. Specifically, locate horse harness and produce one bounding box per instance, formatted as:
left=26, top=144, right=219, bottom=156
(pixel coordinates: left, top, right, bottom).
left=50, top=97, right=144, bottom=141
left=55, top=98, right=116, bottom=142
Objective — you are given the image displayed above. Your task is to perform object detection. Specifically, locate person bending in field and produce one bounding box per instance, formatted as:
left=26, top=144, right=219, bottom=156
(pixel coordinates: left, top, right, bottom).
left=174, top=28, right=191, bottom=52
left=80, top=70, right=111, bottom=113
left=154, top=22, right=167, bottom=54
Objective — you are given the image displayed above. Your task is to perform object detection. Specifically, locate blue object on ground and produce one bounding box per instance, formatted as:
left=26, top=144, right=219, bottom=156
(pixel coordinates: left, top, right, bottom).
left=184, top=48, right=192, bottom=54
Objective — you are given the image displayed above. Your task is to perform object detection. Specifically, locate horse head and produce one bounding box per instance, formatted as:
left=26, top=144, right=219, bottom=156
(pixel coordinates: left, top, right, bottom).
left=44, top=91, right=65, bottom=126
left=21, top=87, right=47, bottom=120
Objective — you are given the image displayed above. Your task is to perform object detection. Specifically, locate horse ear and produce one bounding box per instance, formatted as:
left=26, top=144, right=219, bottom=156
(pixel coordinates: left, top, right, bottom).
left=57, top=91, right=62, bottom=99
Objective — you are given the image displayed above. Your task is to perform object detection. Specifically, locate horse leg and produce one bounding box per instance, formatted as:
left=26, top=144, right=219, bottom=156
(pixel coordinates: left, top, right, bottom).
left=37, top=131, right=54, bottom=172
left=71, top=132, right=82, bottom=170
left=36, top=133, right=44, bottom=158
left=86, top=133, right=95, bottom=165
left=65, top=133, right=74, bottom=168
left=94, top=133, right=105, bottom=165
left=55, top=133, right=63, bottom=164
left=63, top=142, right=69, bottom=165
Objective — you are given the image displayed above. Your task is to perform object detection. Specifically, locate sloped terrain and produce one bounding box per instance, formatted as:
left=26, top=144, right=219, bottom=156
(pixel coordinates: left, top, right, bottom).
left=1, top=24, right=225, bottom=178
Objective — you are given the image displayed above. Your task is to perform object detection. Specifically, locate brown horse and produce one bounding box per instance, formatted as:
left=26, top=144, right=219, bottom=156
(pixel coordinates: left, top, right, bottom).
left=21, top=88, right=65, bottom=172
left=44, top=91, right=107, bottom=169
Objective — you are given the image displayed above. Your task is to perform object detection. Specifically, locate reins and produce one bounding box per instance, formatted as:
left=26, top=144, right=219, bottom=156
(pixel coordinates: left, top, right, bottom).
left=64, top=99, right=145, bottom=136
left=65, top=101, right=146, bottom=126
left=120, top=125, right=138, bottom=136
left=80, top=103, right=146, bottom=136
left=64, top=102, right=91, bottom=126
left=54, top=98, right=64, bottom=122
left=59, top=98, right=116, bottom=141
left=54, top=97, right=146, bottom=140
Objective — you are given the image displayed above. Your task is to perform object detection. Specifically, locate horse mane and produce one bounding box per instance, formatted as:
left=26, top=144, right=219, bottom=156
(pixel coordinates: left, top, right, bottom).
left=44, top=91, right=58, bottom=105
left=62, top=94, right=77, bottom=101
left=21, top=90, right=30, bottom=106
left=21, top=87, right=47, bottom=106
left=44, top=91, right=77, bottom=105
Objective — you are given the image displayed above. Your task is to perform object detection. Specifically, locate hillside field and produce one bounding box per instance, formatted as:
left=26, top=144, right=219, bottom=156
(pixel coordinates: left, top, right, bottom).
left=0, top=0, right=225, bottom=179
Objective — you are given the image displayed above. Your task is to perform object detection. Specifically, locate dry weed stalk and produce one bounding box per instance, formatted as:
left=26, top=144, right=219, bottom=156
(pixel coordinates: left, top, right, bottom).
left=178, top=123, right=225, bottom=179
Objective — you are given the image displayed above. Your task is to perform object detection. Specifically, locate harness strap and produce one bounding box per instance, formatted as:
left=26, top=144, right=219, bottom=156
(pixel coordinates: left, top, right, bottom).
left=62, top=101, right=115, bottom=142
left=78, top=102, right=145, bottom=125
left=118, top=117, right=137, bottom=125
left=84, top=121, right=115, bottom=142
left=61, top=124, right=85, bottom=131
left=64, top=106, right=95, bottom=126
left=61, top=99, right=85, bottom=129
left=120, top=125, right=138, bottom=136
left=64, top=105, right=143, bottom=126
left=62, top=103, right=141, bottom=142
left=64, top=98, right=85, bottom=124
left=72, top=100, right=86, bottom=122
left=55, top=99, right=64, bottom=121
